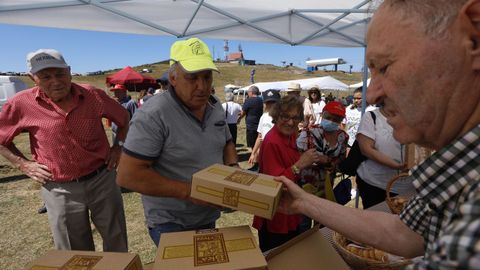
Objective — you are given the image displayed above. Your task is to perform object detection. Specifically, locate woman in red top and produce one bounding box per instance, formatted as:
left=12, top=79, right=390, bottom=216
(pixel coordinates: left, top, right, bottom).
left=252, top=95, right=321, bottom=252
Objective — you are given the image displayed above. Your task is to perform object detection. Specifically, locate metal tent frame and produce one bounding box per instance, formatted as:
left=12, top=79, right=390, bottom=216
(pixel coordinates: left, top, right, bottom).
left=0, top=0, right=374, bottom=47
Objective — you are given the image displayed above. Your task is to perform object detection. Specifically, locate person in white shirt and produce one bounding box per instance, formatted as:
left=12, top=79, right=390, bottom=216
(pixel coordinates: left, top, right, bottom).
left=342, top=88, right=367, bottom=147
left=341, top=87, right=375, bottom=198
left=356, top=106, right=413, bottom=208
left=222, top=92, right=243, bottom=145
left=307, top=86, right=326, bottom=126
left=248, top=89, right=281, bottom=167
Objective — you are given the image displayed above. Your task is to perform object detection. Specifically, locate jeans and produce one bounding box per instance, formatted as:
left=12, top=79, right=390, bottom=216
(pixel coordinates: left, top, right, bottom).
left=148, top=222, right=216, bottom=246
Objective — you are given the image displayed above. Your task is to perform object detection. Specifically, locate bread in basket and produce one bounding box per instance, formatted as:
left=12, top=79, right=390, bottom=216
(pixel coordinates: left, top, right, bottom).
left=385, top=172, right=410, bottom=214
left=332, top=231, right=412, bottom=270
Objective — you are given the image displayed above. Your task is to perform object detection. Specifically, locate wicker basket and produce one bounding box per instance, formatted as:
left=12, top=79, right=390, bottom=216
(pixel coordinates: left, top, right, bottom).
left=386, top=173, right=410, bottom=214
left=332, top=232, right=412, bottom=270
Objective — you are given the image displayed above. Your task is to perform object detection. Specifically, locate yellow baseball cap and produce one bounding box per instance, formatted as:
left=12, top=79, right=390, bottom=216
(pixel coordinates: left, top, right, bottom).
left=169, top=38, right=219, bottom=73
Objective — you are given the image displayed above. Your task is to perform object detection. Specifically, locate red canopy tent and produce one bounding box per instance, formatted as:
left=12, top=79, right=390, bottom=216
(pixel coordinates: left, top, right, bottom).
left=106, top=66, right=158, bottom=91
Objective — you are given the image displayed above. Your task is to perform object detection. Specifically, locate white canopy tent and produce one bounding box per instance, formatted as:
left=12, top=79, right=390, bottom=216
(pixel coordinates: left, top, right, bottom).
left=349, top=78, right=370, bottom=90
left=0, top=0, right=373, bottom=108
left=238, top=76, right=349, bottom=93
left=0, top=0, right=375, bottom=47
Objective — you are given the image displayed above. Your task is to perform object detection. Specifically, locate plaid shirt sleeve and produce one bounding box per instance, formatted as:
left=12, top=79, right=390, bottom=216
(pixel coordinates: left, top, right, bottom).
left=406, top=192, right=480, bottom=269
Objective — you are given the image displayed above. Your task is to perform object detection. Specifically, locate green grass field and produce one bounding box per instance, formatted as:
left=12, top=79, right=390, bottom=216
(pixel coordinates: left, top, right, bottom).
left=0, top=63, right=362, bottom=269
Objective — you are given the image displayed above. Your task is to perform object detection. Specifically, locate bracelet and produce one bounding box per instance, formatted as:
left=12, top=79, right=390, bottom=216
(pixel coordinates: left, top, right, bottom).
left=291, top=164, right=301, bottom=175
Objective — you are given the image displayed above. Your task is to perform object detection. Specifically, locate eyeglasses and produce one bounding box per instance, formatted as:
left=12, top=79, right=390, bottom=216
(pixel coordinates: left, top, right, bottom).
left=279, top=114, right=303, bottom=122
left=353, top=97, right=362, bottom=100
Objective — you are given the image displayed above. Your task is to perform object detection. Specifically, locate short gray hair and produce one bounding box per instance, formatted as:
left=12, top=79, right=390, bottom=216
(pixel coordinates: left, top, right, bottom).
left=376, top=0, right=468, bottom=37
left=225, top=92, right=234, bottom=101
left=168, top=62, right=178, bottom=79
left=248, top=86, right=260, bottom=95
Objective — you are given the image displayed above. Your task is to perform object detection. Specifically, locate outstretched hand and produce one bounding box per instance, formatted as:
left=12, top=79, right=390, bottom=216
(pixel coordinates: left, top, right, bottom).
left=275, top=175, right=309, bottom=215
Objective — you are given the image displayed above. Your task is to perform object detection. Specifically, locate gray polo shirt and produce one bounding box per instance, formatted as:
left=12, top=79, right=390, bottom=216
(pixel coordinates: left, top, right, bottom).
left=123, top=89, right=231, bottom=228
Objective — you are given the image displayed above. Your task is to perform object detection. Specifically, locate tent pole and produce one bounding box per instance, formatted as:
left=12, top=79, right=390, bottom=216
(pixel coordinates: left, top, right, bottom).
left=361, top=46, right=368, bottom=115
left=355, top=45, right=369, bottom=209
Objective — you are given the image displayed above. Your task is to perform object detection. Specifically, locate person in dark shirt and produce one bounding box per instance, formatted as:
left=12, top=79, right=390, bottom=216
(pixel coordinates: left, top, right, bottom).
left=239, top=86, right=263, bottom=149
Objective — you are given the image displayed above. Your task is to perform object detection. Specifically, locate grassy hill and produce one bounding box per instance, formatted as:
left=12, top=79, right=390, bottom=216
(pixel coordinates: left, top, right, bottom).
left=21, top=62, right=363, bottom=96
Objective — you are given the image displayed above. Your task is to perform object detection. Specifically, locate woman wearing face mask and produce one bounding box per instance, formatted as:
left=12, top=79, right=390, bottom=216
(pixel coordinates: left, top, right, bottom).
left=296, top=101, right=349, bottom=229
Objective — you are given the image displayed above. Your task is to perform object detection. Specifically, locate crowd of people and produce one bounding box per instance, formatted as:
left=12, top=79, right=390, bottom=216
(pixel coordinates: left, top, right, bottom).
left=1, top=1, right=479, bottom=267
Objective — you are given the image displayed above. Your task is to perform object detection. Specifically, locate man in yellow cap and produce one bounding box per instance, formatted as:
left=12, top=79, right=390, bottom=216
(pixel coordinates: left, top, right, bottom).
left=117, top=37, right=238, bottom=246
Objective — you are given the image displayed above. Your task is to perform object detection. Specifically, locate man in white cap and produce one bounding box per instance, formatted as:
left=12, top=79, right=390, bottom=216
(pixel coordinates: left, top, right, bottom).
left=0, top=49, right=129, bottom=251
left=117, top=37, right=238, bottom=246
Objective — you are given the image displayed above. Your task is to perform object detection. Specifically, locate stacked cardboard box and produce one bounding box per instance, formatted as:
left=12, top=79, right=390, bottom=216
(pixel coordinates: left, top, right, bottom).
left=154, top=225, right=266, bottom=270
left=190, top=164, right=282, bottom=219
left=24, top=250, right=143, bottom=270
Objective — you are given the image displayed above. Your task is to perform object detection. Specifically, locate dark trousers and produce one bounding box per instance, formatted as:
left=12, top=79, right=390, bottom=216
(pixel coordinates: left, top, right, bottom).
left=228, top=123, right=238, bottom=145
left=258, top=224, right=302, bottom=252
left=246, top=129, right=257, bottom=148
left=357, top=174, right=398, bottom=209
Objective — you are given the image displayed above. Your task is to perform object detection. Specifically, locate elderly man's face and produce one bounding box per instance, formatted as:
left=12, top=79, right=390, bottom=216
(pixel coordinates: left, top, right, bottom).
left=113, top=89, right=127, bottom=101
left=365, top=4, right=470, bottom=149
left=170, top=65, right=213, bottom=110
left=30, top=67, right=72, bottom=103
left=287, top=91, right=300, bottom=97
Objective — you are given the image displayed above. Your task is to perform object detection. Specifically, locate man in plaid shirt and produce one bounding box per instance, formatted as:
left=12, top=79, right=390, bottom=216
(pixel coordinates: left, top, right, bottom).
left=275, top=0, right=480, bottom=268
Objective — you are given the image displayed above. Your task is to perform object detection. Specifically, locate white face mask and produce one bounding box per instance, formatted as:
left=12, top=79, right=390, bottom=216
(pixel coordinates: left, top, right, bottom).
left=320, top=118, right=340, bottom=132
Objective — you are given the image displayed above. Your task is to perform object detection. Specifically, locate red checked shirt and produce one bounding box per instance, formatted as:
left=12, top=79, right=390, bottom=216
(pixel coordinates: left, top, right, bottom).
left=0, top=83, right=128, bottom=182
left=252, top=125, right=302, bottom=233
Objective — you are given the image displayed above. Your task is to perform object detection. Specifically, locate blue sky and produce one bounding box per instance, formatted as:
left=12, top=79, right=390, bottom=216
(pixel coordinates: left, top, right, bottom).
left=0, top=23, right=366, bottom=74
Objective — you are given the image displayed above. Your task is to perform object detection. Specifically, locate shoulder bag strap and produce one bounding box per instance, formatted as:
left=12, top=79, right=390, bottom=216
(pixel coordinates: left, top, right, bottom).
left=225, top=102, right=228, bottom=119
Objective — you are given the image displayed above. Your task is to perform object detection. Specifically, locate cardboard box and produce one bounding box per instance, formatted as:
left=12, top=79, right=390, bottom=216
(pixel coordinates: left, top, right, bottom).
left=191, top=164, right=282, bottom=219
left=266, top=226, right=349, bottom=270
left=24, top=250, right=143, bottom=270
left=154, top=225, right=267, bottom=270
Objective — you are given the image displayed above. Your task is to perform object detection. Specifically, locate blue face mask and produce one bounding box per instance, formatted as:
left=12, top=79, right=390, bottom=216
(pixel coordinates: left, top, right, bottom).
left=320, top=118, right=340, bottom=132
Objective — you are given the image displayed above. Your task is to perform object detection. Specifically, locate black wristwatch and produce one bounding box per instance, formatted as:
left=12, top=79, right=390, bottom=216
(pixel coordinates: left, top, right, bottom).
left=114, top=140, right=124, bottom=147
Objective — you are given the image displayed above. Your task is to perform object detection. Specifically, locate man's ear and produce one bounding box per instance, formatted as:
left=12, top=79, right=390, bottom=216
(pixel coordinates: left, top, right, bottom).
left=28, top=73, right=35, bottom=83
left=168, top=71, right=176, bottom=87
left=464, top=0, right=480, bottom=69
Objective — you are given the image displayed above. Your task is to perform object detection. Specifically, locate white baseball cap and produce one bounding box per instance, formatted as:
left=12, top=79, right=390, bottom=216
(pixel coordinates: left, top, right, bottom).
left=26, top=49, right=69, bottom=74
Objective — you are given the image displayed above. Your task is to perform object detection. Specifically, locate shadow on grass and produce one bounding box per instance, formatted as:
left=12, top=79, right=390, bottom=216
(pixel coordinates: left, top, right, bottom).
left=0, top=174, right=29, bottom=184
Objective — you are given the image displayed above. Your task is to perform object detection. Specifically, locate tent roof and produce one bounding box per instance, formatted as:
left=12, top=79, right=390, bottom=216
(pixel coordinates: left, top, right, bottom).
left=0, top=0, right=375, bottom=47
left=239, top=76, right=349, bottom=93
left=349, top=78, right=370, bottom=89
